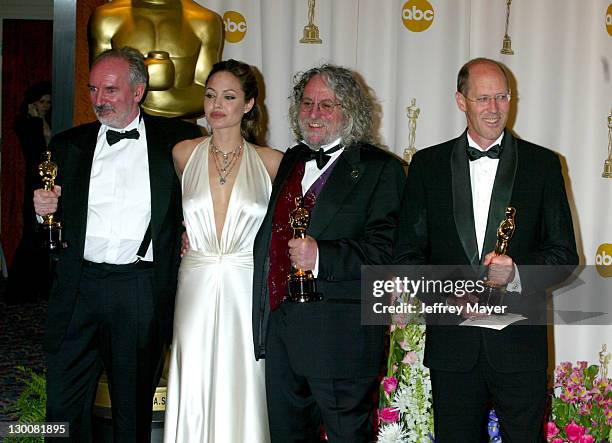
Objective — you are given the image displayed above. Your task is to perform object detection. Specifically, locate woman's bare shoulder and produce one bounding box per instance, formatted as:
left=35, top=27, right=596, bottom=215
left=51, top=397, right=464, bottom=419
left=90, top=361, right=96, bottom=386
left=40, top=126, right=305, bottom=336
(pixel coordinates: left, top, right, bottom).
left=173, top=136, right=207, bottom=174
left=254, top=145, right=283, bottom=181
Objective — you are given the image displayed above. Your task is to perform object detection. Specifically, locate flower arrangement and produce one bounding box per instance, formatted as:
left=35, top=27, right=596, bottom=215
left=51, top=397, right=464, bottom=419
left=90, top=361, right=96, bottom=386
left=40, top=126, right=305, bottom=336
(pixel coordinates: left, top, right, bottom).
left=547, top=359, right=611, bottom=443
left=377, top=296, right=434, bottom=443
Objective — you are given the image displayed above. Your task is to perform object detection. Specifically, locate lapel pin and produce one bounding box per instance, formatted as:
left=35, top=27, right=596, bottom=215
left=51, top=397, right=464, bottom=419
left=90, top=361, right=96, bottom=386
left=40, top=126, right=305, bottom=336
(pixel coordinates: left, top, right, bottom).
left=350, top=168, right=360, bottom=180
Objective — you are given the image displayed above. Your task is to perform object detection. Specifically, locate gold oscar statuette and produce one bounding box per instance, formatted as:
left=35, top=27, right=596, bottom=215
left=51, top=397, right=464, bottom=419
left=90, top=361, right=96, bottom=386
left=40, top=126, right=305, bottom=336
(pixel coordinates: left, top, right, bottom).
left=481, top=207, right=516, bottom=306
left=300, top=0, right=322, bottom=44
left=500, top=0, right=514, bottom=55
left=89, top=0, right=224, bottom=118
left=287, top=197, right=322, bottom=302
left=38, top=151, right=67, bottom=250
left=403, top=98, right=421, bottom=165
left=602, top=108, right=612, bottom=178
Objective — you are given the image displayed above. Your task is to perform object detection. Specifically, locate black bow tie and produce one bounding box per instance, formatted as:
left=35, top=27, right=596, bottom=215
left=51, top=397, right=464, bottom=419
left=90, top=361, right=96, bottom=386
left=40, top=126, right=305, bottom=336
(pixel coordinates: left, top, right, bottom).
left=466, top=144, right=501, bottom=161
left=106, top=128, right=140, bottom=146
left=303, top=144, right=343, bottom=169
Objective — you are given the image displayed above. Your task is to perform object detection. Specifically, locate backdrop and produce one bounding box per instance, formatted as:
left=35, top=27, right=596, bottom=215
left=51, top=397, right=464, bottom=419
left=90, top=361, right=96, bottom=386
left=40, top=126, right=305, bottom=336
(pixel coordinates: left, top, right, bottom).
left=1, top=0, right=610, bottom=367
left=197, top=0, right=612, bottom=367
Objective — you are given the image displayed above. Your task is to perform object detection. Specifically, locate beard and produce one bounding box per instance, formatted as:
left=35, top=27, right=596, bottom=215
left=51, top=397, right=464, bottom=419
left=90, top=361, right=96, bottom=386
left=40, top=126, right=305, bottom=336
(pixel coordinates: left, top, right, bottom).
left=93, top=103, right=129, bottom=128
left=298, top=118, right=342, bottom=149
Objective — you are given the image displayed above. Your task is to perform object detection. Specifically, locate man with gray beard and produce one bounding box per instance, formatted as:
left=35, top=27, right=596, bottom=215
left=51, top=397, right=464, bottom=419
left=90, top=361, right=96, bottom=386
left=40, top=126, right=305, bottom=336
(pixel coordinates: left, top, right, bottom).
left=252, top=64, right=405, bottom=442
left=33, top=47, right=199, bottom=442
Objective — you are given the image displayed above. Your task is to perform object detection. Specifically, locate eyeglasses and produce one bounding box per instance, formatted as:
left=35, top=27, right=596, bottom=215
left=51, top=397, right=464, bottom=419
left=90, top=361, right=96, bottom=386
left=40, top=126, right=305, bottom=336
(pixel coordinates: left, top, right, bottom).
left=463, top=93, right=512, bottom=106
left=300, top=99, right=341, bottom=115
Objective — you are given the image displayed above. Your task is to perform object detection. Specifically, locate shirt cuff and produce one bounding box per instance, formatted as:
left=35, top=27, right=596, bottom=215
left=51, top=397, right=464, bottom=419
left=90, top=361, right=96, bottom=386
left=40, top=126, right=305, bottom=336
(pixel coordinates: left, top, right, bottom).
left=312, top=248, right=320, bottom=278
left=506, top=263, right=522, bottom=293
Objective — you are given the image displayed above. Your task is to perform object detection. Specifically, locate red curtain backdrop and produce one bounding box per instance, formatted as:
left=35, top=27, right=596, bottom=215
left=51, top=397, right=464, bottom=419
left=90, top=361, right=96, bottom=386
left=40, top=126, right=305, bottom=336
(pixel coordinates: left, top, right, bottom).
left=1, top=19, right=53, bottom=268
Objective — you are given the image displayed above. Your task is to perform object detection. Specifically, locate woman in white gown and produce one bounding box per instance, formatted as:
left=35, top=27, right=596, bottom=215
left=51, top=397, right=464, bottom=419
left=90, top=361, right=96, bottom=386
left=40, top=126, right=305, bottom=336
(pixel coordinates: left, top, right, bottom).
left=163, top=59, right=282, bottom=443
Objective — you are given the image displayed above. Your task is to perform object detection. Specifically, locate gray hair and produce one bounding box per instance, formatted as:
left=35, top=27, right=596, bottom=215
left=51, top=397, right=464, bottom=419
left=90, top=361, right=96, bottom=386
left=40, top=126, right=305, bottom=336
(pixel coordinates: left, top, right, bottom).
left=92, top=46, right=148, bottom=89
left=288, top=64, right=375, bottom=147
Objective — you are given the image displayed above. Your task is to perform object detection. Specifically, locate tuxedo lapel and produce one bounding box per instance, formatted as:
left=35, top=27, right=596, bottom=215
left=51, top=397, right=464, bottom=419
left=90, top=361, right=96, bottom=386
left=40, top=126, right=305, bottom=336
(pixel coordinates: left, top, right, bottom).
left=451, top=135, right=479, bottom=266
left=308, top=146, right=362, bottom=237
left=64, top=123, right=99, bottom=256
left=268, top=145, right=305, bottom=221
left=480, top=130, right=518, bottom=262
left=143, top=115, right=172, bottom=241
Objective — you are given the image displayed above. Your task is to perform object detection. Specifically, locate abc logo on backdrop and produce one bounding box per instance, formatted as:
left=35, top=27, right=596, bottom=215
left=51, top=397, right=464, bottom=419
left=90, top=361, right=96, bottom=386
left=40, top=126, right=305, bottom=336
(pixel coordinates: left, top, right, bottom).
left=402, top=0, right=434, bottom=32
left=596, top=243, right=612, bottom=277
left=223, top=11, right=247, bottom=43
left=607, top=3, right=612, bottom=37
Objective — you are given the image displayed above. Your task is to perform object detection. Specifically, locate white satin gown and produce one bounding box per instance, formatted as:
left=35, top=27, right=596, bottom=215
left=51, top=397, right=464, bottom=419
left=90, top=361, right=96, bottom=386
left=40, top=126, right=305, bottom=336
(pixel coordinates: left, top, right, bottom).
left=164, top=138, right=271, bottom=442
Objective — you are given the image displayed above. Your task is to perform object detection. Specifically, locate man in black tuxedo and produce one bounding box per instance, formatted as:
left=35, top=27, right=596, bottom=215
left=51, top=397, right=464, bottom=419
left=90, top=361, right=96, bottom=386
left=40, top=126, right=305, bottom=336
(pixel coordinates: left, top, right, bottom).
left=252, top=65, right=405, bottom=442
left=394, top=58, right=578, bottom=442
left=33, top=47, right=199, bottom=442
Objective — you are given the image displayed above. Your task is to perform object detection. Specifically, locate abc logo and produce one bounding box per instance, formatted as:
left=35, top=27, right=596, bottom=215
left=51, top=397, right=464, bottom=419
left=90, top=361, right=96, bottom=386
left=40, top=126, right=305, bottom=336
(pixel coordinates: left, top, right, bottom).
left=595, top=243, right=612, bottom=277
left=223, top=11, right=247, bottom=43
left=607, top=3, right=612, bottom=37
left=402, top=0, right=434, bottom=33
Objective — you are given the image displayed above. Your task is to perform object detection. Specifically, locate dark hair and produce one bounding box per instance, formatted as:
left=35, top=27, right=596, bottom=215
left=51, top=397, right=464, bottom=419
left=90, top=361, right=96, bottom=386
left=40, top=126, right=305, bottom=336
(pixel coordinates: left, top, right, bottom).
left=24, top=81, right=51, bottom=106
left=288, top=64, right=375, bottom=147
left=206, top=59, right=261, bottom=144
left=457, top=57, right=509, bottom=96
left=20, top=81, right=52, bottom=119
left=92, top=46, right=148, bottom=89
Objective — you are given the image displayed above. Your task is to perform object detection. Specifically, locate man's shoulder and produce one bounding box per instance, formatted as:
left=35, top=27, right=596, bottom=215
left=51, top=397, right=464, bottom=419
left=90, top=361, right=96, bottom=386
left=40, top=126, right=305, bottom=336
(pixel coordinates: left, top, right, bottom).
left=52, top=121, right=100, bottom=144
left=411, top=137, right=456, bottom=165
left=515, top=137, right=559, bottom=162
left=349, top=142, right=403, bottom=165
left=143, top=113, right=202, bottom=141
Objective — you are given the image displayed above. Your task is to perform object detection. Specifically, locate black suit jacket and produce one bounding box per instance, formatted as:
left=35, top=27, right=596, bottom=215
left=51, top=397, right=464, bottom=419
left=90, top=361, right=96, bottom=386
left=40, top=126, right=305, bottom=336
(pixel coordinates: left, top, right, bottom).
left=394, top=130, right=578, bottom=372
left=43, top=113, right=200, bottom=353
left=252, top=142, right=405, bottom=378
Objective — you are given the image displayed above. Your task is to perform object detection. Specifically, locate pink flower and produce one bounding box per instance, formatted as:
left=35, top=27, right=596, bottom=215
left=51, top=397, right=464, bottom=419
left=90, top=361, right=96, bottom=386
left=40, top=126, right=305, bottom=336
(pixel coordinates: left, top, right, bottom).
left=402, top=351, right=418, bottom=365
left=392, top=313, right=408, bottom=328
left=392, top=363, right=398, bottom=373
left=564, top=421, right=585, bottom=442
left=546, top=421, right=560, bottom=440
left=378, top=407, right=400, bottom=423
left=382, top=376, right=398, bottom=394
left=399, top=340, right=411, bottom=351
left=579, top=435, right=594, bottom=443
left=550, top=439, right=564, bottom=443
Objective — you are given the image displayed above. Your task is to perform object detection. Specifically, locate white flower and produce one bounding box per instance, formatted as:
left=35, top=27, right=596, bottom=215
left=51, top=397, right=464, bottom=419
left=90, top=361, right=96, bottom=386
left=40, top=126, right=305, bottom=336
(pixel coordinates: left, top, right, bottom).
left=392, top=386, right=413, bottom=414
left=378, top=422, right=409, bottom=443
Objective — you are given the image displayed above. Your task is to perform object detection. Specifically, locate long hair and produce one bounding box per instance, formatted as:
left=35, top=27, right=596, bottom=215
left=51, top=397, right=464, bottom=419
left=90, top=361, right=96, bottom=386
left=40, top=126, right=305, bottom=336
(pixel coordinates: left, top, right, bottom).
left=92, top=46, right=148, bottom=91
left=206, top=59, right=262, bottom=144
left=288, top=64, right=375, bottom=147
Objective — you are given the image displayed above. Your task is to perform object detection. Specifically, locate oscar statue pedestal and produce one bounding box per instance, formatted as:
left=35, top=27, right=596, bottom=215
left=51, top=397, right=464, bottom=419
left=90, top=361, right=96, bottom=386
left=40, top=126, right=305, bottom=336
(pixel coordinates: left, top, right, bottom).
left=93, top=352, right=169, bottom=442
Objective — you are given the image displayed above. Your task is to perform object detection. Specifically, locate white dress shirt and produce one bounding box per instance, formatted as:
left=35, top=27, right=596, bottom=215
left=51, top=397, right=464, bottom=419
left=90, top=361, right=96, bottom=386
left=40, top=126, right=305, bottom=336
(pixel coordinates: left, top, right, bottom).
left=467, top=133, right=521, bottom=291
left=84, top=114, right=153, bottom=264
left=301, top=138, right=344, bottom=195
left=301, top=138, right=344, bottom=275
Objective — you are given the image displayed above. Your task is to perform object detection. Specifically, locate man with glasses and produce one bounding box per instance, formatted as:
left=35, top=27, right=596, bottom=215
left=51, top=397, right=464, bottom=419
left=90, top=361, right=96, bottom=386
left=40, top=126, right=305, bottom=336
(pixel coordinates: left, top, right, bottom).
left=252, top=64, right=405, bottom=442
left=394, top=57, right=577, bottom=441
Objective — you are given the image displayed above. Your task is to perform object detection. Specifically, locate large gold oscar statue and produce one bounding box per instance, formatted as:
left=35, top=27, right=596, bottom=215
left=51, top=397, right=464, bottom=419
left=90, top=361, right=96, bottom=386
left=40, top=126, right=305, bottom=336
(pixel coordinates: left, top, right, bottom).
left=89, top=0, right=224, bottom=118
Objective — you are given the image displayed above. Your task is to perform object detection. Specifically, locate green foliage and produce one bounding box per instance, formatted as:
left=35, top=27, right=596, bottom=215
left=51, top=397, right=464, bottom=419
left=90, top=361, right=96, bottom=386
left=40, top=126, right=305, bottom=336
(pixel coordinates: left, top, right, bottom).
left=3, top=366, right=46, bottom=443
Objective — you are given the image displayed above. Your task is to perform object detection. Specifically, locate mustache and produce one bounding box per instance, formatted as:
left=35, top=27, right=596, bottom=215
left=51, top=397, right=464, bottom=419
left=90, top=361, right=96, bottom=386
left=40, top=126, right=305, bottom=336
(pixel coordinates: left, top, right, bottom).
left=94, top=104, right=115, bottom=114
left=300, top=118, right=327, bottom=128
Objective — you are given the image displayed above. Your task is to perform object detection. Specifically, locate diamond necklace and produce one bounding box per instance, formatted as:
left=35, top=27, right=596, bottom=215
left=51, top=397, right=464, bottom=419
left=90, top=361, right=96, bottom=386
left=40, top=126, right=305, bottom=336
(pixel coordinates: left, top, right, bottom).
left=210, top=139, right=243, bottom=185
